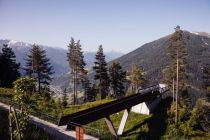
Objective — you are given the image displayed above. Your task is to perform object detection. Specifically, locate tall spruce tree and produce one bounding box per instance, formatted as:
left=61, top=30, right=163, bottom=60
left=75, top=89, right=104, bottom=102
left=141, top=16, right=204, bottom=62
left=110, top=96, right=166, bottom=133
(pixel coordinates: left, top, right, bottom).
left=67, top=38, right=87, bottom=104
left=109, top=62, right=126, bottom=98
left=67, top=38, right=76, bottom=104
left=165, top=26, right=188, bottom=91
left=76, top=40, right=87, bottom=81
left=0, top=44, right=20, bottom=87
left=24, top=44, right=54, bottom=94
left=165, top=26, right=188, bottom=124
left=93, top=45, right=110, bottom=99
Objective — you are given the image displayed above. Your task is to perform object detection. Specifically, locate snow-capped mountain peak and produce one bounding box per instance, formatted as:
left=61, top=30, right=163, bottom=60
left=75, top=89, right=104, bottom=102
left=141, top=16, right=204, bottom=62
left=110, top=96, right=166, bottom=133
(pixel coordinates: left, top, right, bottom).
left=8, top=40, right=31, bottom=48
left=191, top=32, right=210, bottom=38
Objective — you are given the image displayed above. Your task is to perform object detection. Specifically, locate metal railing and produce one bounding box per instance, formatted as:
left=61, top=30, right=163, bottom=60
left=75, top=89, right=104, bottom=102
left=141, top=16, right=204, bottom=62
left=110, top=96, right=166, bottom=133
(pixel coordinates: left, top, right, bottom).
left=137, top=84, right=169, bottom=95
left=0, top=96, right=58, bottom=124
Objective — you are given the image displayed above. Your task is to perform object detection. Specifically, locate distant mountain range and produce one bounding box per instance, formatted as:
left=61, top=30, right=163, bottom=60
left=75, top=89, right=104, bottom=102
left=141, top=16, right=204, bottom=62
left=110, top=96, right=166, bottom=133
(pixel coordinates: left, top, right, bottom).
left=0, top=39, right=123, bottom=75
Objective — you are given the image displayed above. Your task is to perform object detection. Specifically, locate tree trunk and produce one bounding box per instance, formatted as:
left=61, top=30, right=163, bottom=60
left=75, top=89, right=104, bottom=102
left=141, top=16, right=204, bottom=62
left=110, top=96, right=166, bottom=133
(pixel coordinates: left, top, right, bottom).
left=175, top=50, right=179, bottom=124
left=73, top=65, right=76, bottom=105
left=99, top=64, right=102, bottom=99
left=75, top=67, right=78, bottom=104
left=38, top=73, right=41, bottom=94
left=173, top=78, right=175, bottom=107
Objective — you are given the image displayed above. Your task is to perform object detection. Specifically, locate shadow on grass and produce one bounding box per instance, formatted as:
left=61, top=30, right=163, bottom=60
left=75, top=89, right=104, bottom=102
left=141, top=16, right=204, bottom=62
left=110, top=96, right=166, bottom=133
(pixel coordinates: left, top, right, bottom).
left=123, top=97, right=172, bottom=140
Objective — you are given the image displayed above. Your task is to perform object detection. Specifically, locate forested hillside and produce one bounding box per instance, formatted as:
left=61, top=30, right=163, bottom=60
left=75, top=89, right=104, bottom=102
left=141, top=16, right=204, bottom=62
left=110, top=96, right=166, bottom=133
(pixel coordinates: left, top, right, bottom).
left=112, top=31, right=210, bottom=103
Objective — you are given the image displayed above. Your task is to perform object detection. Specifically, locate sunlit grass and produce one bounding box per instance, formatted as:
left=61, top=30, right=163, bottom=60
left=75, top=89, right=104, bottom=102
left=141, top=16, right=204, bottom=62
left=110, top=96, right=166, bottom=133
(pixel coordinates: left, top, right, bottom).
left=61, top=98, right=113, bottom=115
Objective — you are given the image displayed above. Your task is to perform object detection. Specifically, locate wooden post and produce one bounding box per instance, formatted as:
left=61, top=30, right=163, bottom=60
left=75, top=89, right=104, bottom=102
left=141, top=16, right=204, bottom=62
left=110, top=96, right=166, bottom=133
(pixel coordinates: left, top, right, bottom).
left=76, top=126, right=84, bottom=140
left=9, top=106, right=13, bottom=140
left=79, top=127, right=84, bottom=140
left=76, top=127, right=80, bottom=140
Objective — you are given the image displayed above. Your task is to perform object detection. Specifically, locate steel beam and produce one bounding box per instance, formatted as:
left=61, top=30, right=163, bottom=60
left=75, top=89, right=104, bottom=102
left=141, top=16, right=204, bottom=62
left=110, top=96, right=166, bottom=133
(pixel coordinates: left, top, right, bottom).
left=59, top=85, right=169, bottom=126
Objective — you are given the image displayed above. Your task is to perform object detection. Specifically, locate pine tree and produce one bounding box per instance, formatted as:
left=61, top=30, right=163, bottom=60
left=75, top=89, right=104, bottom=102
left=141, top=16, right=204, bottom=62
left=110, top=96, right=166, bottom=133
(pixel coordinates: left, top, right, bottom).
left=67, top=38, right=87, bottom=104
left=93, top=45, right=110, bottom=99
left=24, top=44, right=54, bottom=94
left=165, top=26, right=188, bottom=124
left=83, top=77, right=96, bottom=102
left=62, top=88, right=68, bottom=108
left=76, top=40, right=87, bottom=82
left=128, top=64, right=145, bottom=93
left=67, top=38, right=76, bottom=104
left=165, top=27, right=187, bottom=91
left=109, top=62, right=126, bottom=98
left=0, top=44, right=20, bottom=87
left=91, top=84, right=97, bottom=101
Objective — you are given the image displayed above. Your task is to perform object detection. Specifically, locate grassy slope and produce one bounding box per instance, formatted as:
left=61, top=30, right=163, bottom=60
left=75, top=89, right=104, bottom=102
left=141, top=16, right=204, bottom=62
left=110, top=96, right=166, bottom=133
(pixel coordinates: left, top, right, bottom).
left=59, top=97, right=169, bottom=139
left=61, top=97, right=210, bottom=140
left=62, top=98, right=113, bottom=115
left=1, top=89, right=210, bottom=140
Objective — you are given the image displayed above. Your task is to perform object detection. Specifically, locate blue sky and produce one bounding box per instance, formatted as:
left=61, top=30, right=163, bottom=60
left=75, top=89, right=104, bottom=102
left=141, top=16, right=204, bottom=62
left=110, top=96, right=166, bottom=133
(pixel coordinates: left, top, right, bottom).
left=0, top=0, right=210, bottom=53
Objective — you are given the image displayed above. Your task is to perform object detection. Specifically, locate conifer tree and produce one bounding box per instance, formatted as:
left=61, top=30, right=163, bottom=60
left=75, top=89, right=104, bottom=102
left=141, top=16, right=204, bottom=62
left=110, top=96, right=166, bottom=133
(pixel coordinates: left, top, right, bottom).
left=67, top=38, right=76, bottom=104
left=166, top=27, right=187, bottom=91
left=165, top=26, right=188, bottom=124
left=93, top=45, right=110, bottom=99
left=109, top=62, right=126, bottom=98
left=62, top=88, right=68, bottom=108
left=76, top=40, right=87, bottom=81
left=128, top=64, right=145, bottom=92
left=67, top=38, right=87, bottom=104
left=24, top=44, right=54, bottom=94
left=83, top=77, right=96, bottom=102
left=0, top=44, right=20, bottom=87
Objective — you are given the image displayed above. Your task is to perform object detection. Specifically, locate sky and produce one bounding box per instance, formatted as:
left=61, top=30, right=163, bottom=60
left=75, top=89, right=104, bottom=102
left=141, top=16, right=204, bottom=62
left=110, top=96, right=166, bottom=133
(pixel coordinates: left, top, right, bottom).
left=0, top=0, right=210, bottom=53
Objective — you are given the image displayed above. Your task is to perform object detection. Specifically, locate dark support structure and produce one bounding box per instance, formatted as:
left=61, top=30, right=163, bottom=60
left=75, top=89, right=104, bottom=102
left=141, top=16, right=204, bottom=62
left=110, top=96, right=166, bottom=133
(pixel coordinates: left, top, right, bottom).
left=59, top=85, right=169, bottom=136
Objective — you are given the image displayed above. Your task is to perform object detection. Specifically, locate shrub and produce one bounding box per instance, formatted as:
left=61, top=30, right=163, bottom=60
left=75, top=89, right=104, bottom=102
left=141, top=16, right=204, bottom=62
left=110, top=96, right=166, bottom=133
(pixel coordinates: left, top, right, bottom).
left=0, top=88, right=14, bottom=98
left=188, top=98, right=210, bottom=133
